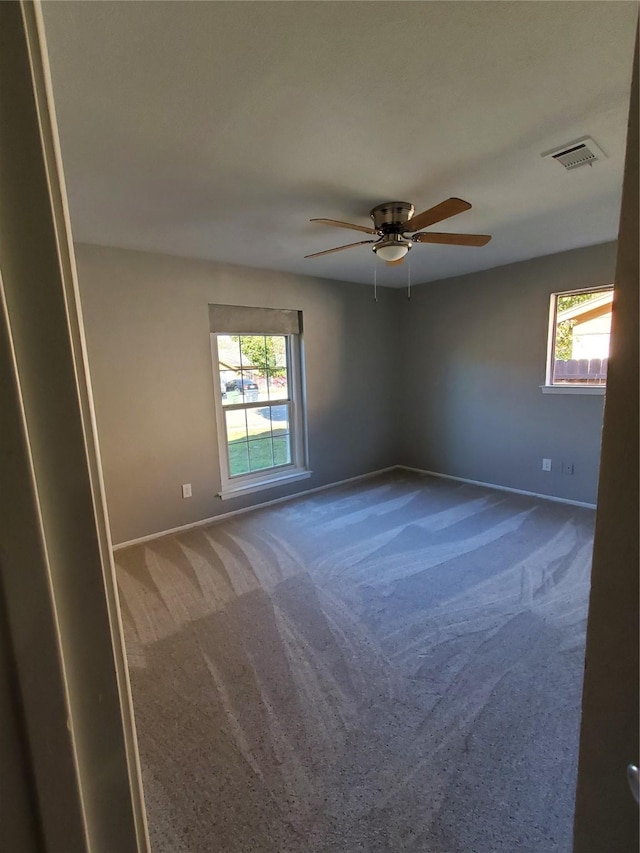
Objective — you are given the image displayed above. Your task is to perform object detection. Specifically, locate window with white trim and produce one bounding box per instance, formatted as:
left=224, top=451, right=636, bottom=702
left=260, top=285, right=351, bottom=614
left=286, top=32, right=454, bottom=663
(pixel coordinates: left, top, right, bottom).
left=209, top=305, right=309, bottom=499
left=545, top=285, right=613, bottom=391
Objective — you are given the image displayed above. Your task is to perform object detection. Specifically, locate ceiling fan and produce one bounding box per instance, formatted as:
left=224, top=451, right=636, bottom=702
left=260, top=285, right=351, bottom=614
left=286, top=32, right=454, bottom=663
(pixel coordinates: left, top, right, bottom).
left=305, top=198, right=491, bottom=265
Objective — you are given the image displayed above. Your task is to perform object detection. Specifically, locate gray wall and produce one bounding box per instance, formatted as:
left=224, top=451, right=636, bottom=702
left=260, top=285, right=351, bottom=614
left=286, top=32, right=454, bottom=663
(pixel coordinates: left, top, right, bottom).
left=398, top=241, right=617, bottom=505
left=77, top=239, right=615, bottom=545
left=75, top=244, right=400, bottom=545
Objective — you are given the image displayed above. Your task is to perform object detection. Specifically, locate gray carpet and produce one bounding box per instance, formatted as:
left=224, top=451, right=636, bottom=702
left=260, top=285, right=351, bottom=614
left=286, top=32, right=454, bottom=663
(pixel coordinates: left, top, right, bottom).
left=115, top=471, right=594, bottom=852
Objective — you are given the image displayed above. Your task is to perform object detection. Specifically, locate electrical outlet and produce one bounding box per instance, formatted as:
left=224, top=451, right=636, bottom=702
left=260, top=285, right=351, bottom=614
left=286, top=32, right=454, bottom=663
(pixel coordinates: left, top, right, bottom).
left=542, top=458, right=552, bottom=472
left=562, top=462, right=575, bottom=475
left=182, top=483, right=192, bottom=498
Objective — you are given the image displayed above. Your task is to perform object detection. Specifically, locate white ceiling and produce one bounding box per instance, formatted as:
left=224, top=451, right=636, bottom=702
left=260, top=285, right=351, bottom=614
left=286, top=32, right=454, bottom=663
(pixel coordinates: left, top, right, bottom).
left=41, top=1, right=638, bottom=287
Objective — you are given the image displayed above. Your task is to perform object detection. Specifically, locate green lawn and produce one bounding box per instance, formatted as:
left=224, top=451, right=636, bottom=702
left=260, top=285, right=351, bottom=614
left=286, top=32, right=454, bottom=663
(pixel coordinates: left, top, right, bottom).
left=228, top=429, right=290, bottom=476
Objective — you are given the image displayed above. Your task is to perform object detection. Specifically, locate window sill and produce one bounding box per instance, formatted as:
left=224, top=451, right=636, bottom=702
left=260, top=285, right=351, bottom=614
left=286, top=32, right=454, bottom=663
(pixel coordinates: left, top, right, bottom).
left=541, top=385, right=606, bottom=395
left=218, top=468, right=312, bottom=500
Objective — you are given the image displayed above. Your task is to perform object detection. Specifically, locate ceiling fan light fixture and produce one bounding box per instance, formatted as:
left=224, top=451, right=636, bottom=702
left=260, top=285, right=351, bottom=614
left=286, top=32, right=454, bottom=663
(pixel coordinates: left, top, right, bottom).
left=373, top=237, right=411, bottom=263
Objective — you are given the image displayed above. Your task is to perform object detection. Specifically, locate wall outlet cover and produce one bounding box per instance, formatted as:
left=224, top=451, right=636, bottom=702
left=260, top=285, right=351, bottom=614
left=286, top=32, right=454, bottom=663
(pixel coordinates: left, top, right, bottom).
left=182, top=483, right=192, bottom=498
left=542, top=458, right=552, bottom=472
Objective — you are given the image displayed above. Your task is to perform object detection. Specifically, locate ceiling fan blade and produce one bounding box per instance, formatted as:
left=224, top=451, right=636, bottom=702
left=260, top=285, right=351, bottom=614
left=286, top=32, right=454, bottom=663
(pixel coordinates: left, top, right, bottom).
left=310, top=218, right=377, bottom=235
left=386, top=258, right=405, bottom=267
left=304, top=240, right=376, bottom=259
left=404, top=198, right=471, bottom=232
left=413, top=232, right=492, bottom=247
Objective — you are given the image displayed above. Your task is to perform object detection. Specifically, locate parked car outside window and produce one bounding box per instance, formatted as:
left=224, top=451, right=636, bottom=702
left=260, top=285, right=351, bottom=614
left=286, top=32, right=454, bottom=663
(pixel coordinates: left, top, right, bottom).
left=225, top=377, right=258, bottom=393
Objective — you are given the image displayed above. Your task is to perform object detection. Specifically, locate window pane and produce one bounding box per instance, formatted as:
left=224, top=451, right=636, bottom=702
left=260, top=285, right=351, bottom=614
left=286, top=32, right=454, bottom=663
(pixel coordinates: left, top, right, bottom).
left=270, top=336, right=287, bottom=369
left=226, top=406, right=250, bottom=476
left=247, top=437, right=274, bottom=471
left=223, top=371, right=258, bottom=403
left=273, top=433, right=291, bottom=466
left=240, top=370, right=259, bottom=402
left=269, top=403, right=291, bottom=467
left=266, top=337, right=288, bottom=400
left=238, top=335, right=266, bottom=371
left=266, top=370, right=289, bottom=401
left=552, top=288, right=612, bottom=385
left=245, top=406, right=290, bottom=470
left=217, top=335, right=242, bottom=406
left=265, top=404, right=290, bottom=434
left=232, top=335, right=288, bottom=403
left=245, top=406, right=272, bottom=438
left=225, top=408, right=248, bottom=443
left=217, top=334, right=241, bottom=370
left=228, top=441, right=250, bottom=476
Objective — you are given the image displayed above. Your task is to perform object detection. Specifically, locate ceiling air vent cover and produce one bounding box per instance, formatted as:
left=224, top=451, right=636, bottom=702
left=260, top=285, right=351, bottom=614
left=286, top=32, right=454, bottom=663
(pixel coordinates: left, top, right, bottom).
left=541, top=137, right=607, bottom=171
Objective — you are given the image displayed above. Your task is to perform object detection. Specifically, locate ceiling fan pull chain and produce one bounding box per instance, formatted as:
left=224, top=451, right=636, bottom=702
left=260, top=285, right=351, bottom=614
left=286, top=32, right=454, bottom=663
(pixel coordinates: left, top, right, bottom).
left=373, top=257, right=378, bottom=302
left=407, top=252, right=411, bottom=301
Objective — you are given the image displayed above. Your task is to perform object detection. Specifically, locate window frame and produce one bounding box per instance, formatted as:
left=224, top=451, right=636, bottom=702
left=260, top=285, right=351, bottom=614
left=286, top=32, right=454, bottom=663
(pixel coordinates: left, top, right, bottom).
left=211, top=331, right=310, bottom=499
left=542, top=284, right=613, bottom=395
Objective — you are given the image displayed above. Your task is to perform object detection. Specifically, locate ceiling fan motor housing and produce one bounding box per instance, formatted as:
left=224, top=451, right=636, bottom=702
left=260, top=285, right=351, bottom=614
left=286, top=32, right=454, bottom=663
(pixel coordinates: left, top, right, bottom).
left=370, top=201, right=415, bottom=233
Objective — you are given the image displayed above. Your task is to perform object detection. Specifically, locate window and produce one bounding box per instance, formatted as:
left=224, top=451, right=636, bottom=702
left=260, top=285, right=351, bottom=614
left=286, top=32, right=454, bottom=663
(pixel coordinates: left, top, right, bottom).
left=544, top=285, right=613, bottom=393
left=209, top=305, right=309, bottom=499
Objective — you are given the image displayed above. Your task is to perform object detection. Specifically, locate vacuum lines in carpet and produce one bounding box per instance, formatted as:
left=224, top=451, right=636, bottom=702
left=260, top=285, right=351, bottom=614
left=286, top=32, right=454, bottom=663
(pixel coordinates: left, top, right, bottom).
left=115, top=472, right=594, bottom=852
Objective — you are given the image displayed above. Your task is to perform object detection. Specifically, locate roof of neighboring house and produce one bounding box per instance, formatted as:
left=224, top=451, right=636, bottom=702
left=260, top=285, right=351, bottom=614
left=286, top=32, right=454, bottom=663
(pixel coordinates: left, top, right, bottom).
left=216, top=336, right=260, bottom=372
left=556, top=290, right=613, bottom=323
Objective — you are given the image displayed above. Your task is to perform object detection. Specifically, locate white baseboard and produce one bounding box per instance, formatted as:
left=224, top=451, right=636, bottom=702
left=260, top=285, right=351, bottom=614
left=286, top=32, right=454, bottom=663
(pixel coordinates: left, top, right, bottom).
left=114, top=462, right=596, bottom=550
left=396, top=465, right=597, bottom=509
left=112, top=466, right=397, bottom=550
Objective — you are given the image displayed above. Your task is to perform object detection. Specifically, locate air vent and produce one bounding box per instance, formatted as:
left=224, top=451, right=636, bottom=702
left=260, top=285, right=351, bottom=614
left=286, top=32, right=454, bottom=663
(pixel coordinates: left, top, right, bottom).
left=541, top=137, right=607, bottom=171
